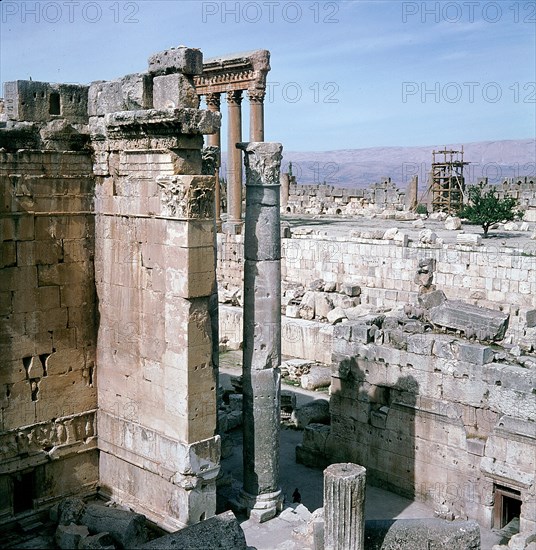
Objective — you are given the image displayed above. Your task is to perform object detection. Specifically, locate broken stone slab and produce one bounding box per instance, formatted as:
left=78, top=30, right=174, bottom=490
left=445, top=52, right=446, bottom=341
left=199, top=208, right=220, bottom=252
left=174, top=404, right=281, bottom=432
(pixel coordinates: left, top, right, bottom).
left=299, top=291, right=316, bottom=320
left=55, top=523, right=90, bottom=550
left=309, top=279, right=325, bottom=291
left=363, top=519, right=480, bottom=550
left=418, top=289, right=446, bottom=310
left=419, top=228, right=437, bottom=244
left=383, top=227, right=399, bottom=240
left=427, top=300, right=509, bottom=341
left=104, top=108, right=220, bottom=136
left=457, top=233, right=482, bottom=246
left=142, top=511, right=247, bottom=549
left=327, top=307, right=347, bottom=325
left=81, top=504, right=147, bottom=549
left=331, top=294, right=360, bottom=310
left=88, top=73, right=153, bottom=116
left=286, top=304, right=300, bottom=318
left=57, top=497, right=87, bottom=525
left=315, top=292, right=335, bottom=319
left=291, top=399, right=330, bottom=429
left=445, top=216, right=462, bottom=230
left=350, top=323, right=377, bottom=344
left=300, top=366, right=332, bottom=391
left=509, top=532, right=536, bottom=550
left=148, top=46, right=203, bottom=76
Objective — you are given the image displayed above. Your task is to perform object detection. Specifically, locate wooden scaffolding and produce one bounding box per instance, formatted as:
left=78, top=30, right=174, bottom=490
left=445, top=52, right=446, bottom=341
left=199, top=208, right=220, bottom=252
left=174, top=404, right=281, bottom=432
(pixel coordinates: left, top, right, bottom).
left=430, top=148, right=469, bottom=213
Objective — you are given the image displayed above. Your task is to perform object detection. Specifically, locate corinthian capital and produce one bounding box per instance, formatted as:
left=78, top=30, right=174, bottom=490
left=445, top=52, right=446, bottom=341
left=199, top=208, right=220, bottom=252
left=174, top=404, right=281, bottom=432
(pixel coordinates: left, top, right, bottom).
left=227, top=90, right=243, bottom=105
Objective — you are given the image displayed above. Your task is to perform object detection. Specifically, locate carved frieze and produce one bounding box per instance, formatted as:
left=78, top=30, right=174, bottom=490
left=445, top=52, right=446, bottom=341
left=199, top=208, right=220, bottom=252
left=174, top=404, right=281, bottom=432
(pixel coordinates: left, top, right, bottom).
left=157, top=175, right=215, bottom=219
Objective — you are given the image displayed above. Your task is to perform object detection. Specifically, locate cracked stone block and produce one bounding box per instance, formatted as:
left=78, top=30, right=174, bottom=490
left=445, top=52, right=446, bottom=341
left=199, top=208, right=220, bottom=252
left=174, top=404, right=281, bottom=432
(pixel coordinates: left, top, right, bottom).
left=458, top=342, right=494, bottom=365
left=148, top=46, right=203, bottom=76
left=427, top=300, right=509, bottom=341
left=153, top=73, right=199, bottom=110
left=418, top=289, right=447, bottom=310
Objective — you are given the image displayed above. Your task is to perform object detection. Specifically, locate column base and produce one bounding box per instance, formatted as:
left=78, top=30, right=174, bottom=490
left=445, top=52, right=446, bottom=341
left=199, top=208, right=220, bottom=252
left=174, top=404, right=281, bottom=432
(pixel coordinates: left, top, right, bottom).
left=235, top=488, right=284, bottom=523
left=222, top=221, right=243, bottom=235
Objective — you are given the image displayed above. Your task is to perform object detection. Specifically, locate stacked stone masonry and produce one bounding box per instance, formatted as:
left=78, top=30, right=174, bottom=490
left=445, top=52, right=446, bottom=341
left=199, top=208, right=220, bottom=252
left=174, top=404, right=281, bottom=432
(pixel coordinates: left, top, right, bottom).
left=286, top=176, right=536, bottom=216
left=0, top=45, right=223, bottom=530
left=0, top=147, right=98, bottom=521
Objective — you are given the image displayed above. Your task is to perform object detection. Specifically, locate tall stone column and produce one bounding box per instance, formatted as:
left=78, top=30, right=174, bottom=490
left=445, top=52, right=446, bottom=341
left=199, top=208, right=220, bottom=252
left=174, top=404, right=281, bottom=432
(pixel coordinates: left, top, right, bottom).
left=237, top=141, right=284, bottom=522
left=280, top=172, right=290, bottom=210
left=324, top=463, right=366, bottom=550
left=405, top=174, right=418, bottom=211
left=205, top=93, right=222, bottom=228
left=248, top=89, right=265, bottom=142
left=223, top=90, right=243, bottom=234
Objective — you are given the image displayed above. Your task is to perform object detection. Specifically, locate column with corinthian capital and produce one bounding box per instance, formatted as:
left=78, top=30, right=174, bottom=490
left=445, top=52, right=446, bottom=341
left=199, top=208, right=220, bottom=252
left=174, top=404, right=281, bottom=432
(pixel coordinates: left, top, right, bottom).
left=223, top=90, right=243, bottom=234
left=248, top=89, right=265, bottom=142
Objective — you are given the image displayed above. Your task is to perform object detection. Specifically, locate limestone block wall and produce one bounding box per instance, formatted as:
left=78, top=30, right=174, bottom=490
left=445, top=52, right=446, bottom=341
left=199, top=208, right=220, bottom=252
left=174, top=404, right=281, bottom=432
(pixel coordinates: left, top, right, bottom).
left=299, top=325, right=535, bottom=532
left=286, top=178, right=406, bottom=215
left=0, top=148, right=98, bottom=521
left=91, top=48, right=221, bottom=529
left=217, top=232, right=536, bottom=345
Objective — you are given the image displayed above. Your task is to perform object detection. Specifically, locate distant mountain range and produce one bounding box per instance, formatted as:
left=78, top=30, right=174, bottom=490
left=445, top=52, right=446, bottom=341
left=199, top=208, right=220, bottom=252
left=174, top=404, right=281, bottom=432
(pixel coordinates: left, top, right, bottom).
left=222, top=139, right=535, bottom=188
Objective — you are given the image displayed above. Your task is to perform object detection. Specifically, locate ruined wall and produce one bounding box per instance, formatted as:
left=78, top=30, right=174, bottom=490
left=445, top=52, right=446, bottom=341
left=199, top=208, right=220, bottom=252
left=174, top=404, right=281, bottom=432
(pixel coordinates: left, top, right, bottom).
left=0, top=107, right=98, bottom=520
left=1, top=45, right=222, bottom=530
left=217, top=232, right=536, bottom=345
left=90, top=48, right=221, bottom=530
left=218, top=228, right=536, bottom=531
left=298, top=323, right=535, bottom=532
left=286, top=178, right=406, bottom=216
left=285, top=176, right=536, bottom=217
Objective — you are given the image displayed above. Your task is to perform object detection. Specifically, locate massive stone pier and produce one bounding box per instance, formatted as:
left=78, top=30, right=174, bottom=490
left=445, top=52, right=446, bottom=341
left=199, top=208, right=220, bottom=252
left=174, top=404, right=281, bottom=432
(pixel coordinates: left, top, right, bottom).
left=237, top=142, right=284, bottom=521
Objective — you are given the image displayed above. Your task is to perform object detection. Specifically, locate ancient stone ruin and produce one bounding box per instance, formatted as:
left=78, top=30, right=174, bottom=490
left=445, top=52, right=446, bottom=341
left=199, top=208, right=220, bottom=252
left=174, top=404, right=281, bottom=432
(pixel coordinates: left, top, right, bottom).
left=2, top=41, right=536, bottom=550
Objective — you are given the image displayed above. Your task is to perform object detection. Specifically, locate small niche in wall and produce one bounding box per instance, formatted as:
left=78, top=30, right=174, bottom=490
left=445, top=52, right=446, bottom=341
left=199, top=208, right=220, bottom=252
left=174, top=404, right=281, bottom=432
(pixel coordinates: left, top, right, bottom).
left=49, top=92, right=61, bottom=115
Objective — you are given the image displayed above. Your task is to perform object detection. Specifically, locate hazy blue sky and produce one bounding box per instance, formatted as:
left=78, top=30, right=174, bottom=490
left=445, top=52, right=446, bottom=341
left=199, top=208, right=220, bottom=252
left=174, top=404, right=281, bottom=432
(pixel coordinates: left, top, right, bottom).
left=1, top=0, right=535, bottom=150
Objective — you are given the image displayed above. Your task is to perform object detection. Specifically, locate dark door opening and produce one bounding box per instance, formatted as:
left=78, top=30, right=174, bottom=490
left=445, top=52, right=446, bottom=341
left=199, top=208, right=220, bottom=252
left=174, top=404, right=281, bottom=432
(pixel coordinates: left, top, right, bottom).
left=494, top=485, right=522, bottom=529
left=13, top=471, right=35, bottom=514
left=49, top=92, right=61, bottom=115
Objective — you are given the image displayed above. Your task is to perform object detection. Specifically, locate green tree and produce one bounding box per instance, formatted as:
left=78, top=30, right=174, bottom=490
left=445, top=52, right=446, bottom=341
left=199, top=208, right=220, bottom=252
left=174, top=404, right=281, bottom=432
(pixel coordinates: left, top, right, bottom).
left=458, top=183, right=520, bottom=237
left=288, top=161, right=293, bottom=177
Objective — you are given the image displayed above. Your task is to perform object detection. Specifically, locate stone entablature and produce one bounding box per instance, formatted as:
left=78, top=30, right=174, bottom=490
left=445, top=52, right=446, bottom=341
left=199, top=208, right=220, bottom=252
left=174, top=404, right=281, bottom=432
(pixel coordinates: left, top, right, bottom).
left=194, top=50, right=270, bottom=95
left=194, top=50, right=271, bottom=231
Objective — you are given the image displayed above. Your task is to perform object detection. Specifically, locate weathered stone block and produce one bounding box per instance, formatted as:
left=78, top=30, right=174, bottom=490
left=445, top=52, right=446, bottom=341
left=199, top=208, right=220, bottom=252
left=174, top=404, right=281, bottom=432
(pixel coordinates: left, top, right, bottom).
left=407, top=333, right=435, bottom=356
left=418, top=289, right=446, bottom=310
left=457, top=233, right=482, bottom=246
left=458, top=342, right=494, bottom=365
left=120, top=72, right=154, bottom=110
left=526, top=309, right=536, bottom=328
left=4, top=80, right=88, bottom=123
left=341, top=283, right=361, bottom=297
left=153, top=73, right=199, bottom=110
left=81, top=504, right=147, bottom=548
left=55, top=523, right=89, bottom=550
left=148, top=46, right=203, bottom=76
left=427, top=300, right=509, bottom=341
left=364, top=519, right=481, bottom=549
